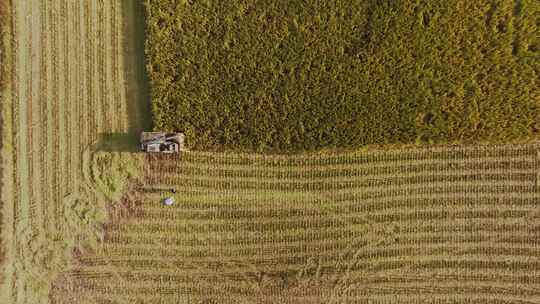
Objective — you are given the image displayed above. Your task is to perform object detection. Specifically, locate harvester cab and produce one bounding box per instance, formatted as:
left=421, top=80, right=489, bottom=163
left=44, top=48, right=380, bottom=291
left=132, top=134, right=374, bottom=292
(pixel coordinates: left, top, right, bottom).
left=141, top=132, right=185, bottom=153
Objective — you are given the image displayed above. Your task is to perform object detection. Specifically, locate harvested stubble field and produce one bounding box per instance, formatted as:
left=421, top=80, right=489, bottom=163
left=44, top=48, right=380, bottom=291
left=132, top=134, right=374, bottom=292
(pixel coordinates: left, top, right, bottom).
left=0, top=0, right=148, bottom=303
left=51, top=144, right=540, bottom=303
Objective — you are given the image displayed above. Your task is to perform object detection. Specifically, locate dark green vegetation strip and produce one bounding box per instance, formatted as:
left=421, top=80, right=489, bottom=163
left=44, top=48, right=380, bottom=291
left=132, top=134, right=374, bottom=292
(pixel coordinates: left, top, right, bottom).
left=145, top=0, right=540, bottom=152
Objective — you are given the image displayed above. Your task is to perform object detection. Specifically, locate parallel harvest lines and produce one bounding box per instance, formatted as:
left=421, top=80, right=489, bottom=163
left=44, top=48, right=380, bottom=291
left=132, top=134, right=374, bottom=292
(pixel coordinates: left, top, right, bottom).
left=129, top=194, right=540, bottom=220
left=148, top=144, right=537, bottom=166
left=73, top=263, right=540, bottom=293
left=4, top=2, right=529, bottom=300
left=36, top=0, right=49, bottom=234
left=69, top=269, right=540, bottom=286
left=55, top=144, right=540, bottom=303
left=109, top=0, right=120, bottom=132
left=130, top=190, right=540, bottom=210
left=152, top=156, right=537, bottom=178
left=147, top=155, right=538, bottom=189
left=60, top=0, right=73, bottom=194
left=48, top=0, right=60, bottom=231
left=29, top=0, right=43, bottom=231
left=54, top=278, right=540, bottom=298
left=77, top=0, right=88, bottom=167
left=65, top=293, right=540, bottom=304
left=78, top=0, right=99, bottom=222
left=24, top=0, right=35, bottom=227
left=84, top=0, right=96, bottom=144
left=73, top=0, right=84, bottom=173
left=138, top=182, right=536, bottom=201
left=103, top=222, right=538, bottom=249
left=8, top=2, right=22, bottom=303
left=5, top=0, right=146, bottom=302
left=55, top=0, right=68, bottom=222
left=153, top=172, right=535, bottom=191
left=9, top=0, right=21, bottom=225
left=91, top=242, right=540, bottom=266
left=40, top=0, right=55, bottom=233
left=96, top=0, right=108, bottom=132
left=65, top=0, right=80, bottom=192
left=108, top=206, right=535, bottom=233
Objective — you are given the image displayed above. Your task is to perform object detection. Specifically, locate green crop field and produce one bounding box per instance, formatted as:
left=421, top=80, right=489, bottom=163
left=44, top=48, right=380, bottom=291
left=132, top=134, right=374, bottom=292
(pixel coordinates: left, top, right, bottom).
left=146, top=0, right=540, bottom=152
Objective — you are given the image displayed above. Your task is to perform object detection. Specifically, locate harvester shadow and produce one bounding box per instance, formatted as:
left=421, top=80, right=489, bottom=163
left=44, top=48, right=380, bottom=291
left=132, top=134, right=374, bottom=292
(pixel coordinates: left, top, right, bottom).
left=122, top=0, right=152, bottom=135
left=94, top=133, right=140, bottom=153
left=92, top=1, right=151, bottom=153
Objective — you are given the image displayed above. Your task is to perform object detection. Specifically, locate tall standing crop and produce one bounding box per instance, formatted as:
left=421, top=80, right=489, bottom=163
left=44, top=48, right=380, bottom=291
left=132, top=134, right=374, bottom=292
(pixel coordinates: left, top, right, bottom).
left=145, top=0, right=540, bottom=152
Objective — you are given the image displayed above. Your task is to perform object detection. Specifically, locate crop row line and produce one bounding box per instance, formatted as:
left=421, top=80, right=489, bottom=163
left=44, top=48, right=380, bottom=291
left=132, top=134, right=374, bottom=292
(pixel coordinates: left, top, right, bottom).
left=146, top=179, right=538, bottom=195
left=110, top=1, right=120, bottom=132
left=150, top=171, right=536, bottom=191
left=67, top=0, right=80, bottom=193
left=24, top=0, right=35, bottom=229
left=69, top=266, right=540, bottom=287
left=74, top=255, right=540, bottom=286
left=72, top=292, right=540, bottom=304
left=50, top=0, right=62, bottom=231
left=152, top=163, right=537, bottom=184
left=133, top=193, right=540, bottom=221
left=9, top=3, right=21, bottom=302
left=96, top=241, right=540, bottom=265
left=105, top=222, right=537, bottom=248
left=62, top=276, right=540, bottom=299
left=168, top=144, right=538, bottom=166
left=59, top=0, right=72, bottom=196
left=96, top=0, right=108, bottom=133
left=84, top=0, right=95, bottom=144
left=38, top=0, right=49, bottom=234
left=109, top=207, right=535, bottom=236
left=150, top=155, right=537, bottom=177
left=74, top=0, right=85, bottom=175
left=139, top=181, right=537, bottom=199
left=149, top=155, right=538, bottom=178
left=134, top=189, right=540, bottom=209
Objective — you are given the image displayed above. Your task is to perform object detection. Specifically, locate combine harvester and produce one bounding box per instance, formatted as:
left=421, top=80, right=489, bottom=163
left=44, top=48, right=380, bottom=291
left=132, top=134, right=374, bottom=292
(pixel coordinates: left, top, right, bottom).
left=140, top=132, right=185, bottom=153
left=140, top=132, right=185, bottom=206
